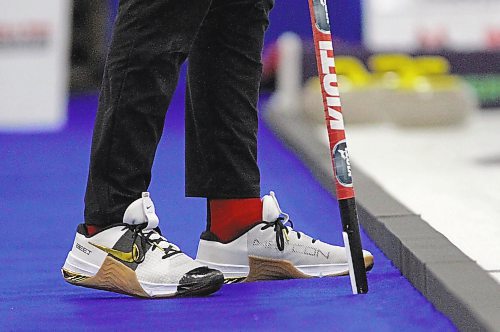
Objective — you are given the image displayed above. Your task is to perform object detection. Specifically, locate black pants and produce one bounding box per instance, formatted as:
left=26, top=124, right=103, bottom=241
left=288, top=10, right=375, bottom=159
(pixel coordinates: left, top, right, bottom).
left=85, top=0, right=274, bottom=226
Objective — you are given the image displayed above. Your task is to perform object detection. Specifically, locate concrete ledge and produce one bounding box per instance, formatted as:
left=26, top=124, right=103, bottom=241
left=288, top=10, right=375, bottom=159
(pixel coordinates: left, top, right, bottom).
left=264, top=109, right=500, bottom=331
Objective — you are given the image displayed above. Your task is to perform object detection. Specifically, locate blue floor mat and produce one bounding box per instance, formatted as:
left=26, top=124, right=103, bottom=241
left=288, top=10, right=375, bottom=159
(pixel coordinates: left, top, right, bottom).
left=0, top=88, right=455, bottom=331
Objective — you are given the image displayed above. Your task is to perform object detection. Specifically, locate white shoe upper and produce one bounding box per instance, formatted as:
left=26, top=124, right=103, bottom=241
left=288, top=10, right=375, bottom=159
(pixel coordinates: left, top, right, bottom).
left=63, top=193, right=209, bottom=296
left=196, top=192, right=372, bottom=278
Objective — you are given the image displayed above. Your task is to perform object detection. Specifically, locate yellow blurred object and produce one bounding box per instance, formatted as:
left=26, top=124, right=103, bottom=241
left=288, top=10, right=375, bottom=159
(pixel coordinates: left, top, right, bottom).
left=367, top=53, right=468, bottom=92
left=268, top=31, right=477, bottom=128
left=369, top=53, right=419, bottom=89
left=335, top=56, right=372, bottom=88
left=368, top=54, right=414, bottom=74
left=414, top=56, right=462, bottom=90
left=413, top=56, right=450, bottom=75
left=366, top=54, right=475, bottom=126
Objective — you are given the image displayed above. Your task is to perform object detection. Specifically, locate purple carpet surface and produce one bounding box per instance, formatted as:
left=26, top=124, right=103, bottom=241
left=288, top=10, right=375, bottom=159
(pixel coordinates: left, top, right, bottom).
left=0, top=84, right=456, bottom=331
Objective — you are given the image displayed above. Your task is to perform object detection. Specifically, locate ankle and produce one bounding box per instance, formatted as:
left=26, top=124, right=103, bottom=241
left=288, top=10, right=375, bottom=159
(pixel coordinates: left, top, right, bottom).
left=208, top=198, right=262, bottom=242
left=86, top=224, right=102, bottom=236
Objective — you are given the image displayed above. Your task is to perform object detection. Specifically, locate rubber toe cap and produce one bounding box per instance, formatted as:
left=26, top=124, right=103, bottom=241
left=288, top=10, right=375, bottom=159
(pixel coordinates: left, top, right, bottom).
left=177, top=266, right=224, bottom=297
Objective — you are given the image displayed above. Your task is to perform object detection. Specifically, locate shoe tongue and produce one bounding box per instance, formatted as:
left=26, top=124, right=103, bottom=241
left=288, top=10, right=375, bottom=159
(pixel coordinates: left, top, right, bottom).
left=262, top=191, right=281, bottom=222
left=123, top=192, right=159, bottom=230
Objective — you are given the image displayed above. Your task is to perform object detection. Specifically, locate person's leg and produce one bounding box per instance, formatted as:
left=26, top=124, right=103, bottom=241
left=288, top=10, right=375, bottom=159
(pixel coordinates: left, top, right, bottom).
left=64, top=1, right=226, bottom=298
left=185, top=1, right=374, bottom=283
left=185, top=0, right=274, bottom=200
left=85, top=0, right=213, bottom=227
left=185, top=0, right=274, bottom=242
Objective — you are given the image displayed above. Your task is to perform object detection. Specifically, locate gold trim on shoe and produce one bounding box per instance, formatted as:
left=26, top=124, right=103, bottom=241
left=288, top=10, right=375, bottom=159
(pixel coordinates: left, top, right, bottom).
left=223, top=277, right=247, bottom=284
left=89, top=242, right=141, bottom=263
left=61, top=269, right=91, bottom=283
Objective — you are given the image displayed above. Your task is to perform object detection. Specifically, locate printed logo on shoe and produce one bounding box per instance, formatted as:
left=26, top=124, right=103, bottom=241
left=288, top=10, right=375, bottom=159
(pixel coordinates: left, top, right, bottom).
left=76, top=242, right=92, bottom=255
left=253, top=239, right=280, bottom=251
left=332, top=140, right=353, bottom=187
left=291, top=244, right=330, bottom=259
left=253, top=239, right=331, bottom=259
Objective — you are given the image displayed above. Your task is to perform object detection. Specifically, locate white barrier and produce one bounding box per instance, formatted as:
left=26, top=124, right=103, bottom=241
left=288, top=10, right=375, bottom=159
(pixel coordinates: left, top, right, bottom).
left=0, top=0, right=71, bottom=132
left=363, top=0, right=500, bottom=52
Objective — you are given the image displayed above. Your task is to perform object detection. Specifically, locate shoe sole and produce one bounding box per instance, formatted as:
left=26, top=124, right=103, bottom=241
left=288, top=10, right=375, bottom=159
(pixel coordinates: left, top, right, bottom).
left=225, top=255, right=375, bottom=283
left=62, top=256, right=223, bottom=298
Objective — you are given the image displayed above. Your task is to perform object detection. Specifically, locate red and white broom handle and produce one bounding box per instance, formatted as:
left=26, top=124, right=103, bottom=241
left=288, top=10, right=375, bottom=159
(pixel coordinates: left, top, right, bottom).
left=307, top=0, right=368, bottom=294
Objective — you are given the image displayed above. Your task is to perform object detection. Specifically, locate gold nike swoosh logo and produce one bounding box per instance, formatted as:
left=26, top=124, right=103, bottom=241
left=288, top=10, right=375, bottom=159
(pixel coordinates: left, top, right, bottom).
left=89, top=242, right=140, bottom=263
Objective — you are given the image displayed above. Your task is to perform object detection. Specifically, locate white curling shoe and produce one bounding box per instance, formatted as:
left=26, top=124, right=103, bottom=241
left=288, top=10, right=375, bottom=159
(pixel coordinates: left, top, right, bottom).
left=196, top=192, right=374, bottom=283
left=62, top=193, right=223, bottom=297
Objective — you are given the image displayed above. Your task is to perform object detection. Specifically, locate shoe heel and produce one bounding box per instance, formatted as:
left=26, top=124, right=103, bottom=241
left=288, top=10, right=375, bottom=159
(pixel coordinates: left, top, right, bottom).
left=246, top=256, right=311, bottom=282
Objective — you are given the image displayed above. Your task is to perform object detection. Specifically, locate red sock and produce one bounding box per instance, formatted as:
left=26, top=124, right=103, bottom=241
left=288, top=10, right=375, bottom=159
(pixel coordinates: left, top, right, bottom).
left=208, top=198, right=263, bottom=242
left=86, top=224, right=101, bottom=236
